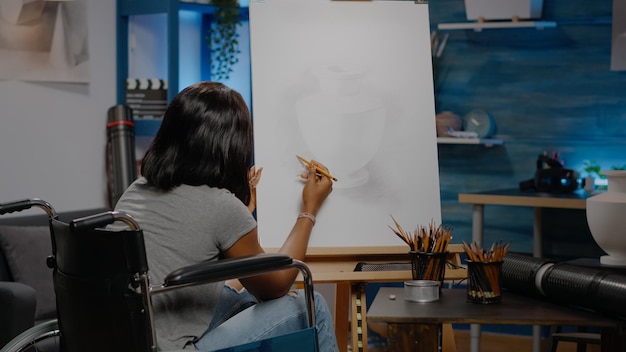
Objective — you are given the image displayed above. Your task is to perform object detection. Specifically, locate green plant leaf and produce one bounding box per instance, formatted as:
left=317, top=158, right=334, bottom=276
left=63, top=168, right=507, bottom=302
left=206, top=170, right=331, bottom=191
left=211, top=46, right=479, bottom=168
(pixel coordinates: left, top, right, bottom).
left=207, top=0, right=242, bottom=81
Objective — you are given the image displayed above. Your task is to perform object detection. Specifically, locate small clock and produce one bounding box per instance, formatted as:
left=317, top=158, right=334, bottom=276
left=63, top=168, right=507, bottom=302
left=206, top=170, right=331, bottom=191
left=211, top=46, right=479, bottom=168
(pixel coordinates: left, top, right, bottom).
left=463, top=109, right=495, bottom=138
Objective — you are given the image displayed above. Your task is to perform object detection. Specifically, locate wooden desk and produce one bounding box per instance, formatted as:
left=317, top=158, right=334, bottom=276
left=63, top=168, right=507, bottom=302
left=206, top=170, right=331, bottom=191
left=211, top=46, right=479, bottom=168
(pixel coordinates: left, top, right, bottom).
left=458, top=188, right=591, bottom=258
left=458, top=188, right=594, bottom=352
left=367, top=287, right=625, bottom=352
left=294, top=245, right=467, bottom=352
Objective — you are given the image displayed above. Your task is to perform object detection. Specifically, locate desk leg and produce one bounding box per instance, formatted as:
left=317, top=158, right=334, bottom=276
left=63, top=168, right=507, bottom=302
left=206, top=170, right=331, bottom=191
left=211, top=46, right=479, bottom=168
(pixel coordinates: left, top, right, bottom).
left=471, top=204, right=484, bottom=246
left=350, top=283, right=368, bottom=352
left=470, top=204, right=484, bottom=352
left=335, top=283, right=350, bottom=352
left=470, top=324, right=481, bottom=352
left=532, top=207, right=543, bottom=352
left=533, top=207, right=542, bottom=258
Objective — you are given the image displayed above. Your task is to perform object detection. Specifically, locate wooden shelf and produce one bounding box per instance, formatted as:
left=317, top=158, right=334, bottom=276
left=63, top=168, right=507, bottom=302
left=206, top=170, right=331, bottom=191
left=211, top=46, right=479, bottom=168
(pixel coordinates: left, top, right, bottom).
left=437, top=137, right=504, bottom=146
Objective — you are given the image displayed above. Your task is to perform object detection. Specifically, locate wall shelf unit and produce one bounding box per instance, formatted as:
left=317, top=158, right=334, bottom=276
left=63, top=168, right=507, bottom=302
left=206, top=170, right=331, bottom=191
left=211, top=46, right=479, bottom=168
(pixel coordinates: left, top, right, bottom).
left=117, top=0, right=249, bottom=138
left=437, top=137, right=504, bottom=147
left=116, top=0, right=249, bottom=104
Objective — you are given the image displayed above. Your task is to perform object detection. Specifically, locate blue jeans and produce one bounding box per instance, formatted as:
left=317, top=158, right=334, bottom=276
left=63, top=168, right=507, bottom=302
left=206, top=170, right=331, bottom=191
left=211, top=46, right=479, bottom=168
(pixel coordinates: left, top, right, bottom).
left=194, top=286, right=339, bottom=352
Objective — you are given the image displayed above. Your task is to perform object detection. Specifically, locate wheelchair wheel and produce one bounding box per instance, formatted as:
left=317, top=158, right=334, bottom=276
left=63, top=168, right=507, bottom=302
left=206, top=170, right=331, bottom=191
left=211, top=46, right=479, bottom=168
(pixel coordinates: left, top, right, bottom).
left=0, top=320, right=60, bottom=352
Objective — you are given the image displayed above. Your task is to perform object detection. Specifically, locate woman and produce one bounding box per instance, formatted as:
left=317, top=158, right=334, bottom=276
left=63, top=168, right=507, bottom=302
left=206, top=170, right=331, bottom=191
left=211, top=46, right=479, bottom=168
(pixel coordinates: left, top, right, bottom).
left=114, top=82, right=338, bottom=351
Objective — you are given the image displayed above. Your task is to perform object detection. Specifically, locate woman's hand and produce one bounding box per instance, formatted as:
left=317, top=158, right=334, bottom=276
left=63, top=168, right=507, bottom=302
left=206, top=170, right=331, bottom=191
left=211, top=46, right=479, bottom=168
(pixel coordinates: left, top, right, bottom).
left=228, top=161, right=333, bottom=299
left=299, top=160, right=333, bottom=215
left=247, top=166, right=263, bottom=213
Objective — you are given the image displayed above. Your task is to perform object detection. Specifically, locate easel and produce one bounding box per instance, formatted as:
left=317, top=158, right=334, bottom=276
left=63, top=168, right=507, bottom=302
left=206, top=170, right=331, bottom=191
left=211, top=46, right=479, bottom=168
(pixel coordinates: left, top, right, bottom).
left=251, top=2, right=448, bottom=349
left=294, top=244, right=467, bottom=352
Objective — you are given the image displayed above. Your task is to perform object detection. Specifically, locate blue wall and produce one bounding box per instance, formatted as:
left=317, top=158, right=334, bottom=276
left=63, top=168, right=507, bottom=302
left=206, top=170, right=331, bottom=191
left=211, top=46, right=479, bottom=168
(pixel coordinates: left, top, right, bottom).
left=430, top=0, right=626, bottom=258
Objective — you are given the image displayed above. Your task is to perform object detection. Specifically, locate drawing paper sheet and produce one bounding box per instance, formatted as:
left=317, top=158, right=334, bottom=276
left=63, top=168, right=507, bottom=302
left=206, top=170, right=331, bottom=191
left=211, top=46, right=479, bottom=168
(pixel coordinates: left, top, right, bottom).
left=249, top=0, right=441, bottom=248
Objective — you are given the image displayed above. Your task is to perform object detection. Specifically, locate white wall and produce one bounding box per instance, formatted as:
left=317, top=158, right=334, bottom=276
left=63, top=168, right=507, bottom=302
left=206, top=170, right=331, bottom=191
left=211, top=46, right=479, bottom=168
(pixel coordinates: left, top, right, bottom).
left=0, top=0, right=116, bottom=213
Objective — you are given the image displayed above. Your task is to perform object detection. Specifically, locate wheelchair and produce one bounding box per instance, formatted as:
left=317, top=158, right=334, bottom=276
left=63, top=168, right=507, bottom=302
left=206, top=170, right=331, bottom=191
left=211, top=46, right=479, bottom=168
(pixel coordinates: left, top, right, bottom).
left=0, top=198, right=318, bottom=352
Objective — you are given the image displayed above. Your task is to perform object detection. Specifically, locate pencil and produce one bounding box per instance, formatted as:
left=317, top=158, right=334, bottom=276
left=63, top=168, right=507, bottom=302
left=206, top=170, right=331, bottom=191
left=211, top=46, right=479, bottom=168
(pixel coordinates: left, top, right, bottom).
left=296, top=155, right=338, bottom=181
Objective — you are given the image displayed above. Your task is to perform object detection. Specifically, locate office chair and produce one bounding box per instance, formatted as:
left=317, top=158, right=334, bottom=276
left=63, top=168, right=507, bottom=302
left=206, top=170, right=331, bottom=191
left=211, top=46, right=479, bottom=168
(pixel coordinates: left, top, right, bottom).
left=0, top=199, right=318, bottom=352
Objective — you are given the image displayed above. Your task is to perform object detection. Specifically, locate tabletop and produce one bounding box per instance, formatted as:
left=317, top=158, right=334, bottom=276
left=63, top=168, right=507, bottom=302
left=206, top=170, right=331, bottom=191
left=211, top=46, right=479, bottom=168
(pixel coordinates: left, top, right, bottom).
left=367, top=287, right=620, bottom=327
left=457, top=188, right=596, bottom=209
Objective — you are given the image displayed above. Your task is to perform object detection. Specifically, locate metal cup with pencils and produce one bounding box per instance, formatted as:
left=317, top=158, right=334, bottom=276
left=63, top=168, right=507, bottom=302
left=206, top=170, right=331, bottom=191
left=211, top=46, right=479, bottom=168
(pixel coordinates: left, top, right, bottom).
left=388, top=216, right=452, bottom=289
left=463, top=241, right=510, bottom=304
left=409, top=250, right=448, bottom=288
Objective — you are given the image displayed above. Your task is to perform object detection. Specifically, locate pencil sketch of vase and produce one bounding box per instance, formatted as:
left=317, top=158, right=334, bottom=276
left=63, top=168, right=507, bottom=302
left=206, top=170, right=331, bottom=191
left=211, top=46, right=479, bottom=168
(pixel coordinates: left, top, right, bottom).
left=295, top=63, right=386, bottom=188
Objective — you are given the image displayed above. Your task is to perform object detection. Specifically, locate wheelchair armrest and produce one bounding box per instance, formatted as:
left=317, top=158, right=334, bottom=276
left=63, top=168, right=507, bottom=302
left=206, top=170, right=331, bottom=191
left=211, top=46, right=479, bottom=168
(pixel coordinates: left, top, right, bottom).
left=0, top=281, right=37, bottom=347
left=164, top=253, right=294, bottom=287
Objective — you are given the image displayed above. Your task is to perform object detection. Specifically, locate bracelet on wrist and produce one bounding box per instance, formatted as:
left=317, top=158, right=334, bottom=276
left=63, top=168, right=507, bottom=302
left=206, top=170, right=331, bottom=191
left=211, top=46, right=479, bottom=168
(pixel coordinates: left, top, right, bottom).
left=297, top=212, right=316, bottom=225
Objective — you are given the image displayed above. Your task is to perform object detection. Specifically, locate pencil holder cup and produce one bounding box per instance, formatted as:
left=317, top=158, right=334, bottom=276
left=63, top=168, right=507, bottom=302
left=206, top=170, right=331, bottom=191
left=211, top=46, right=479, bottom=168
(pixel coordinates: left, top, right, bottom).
left=409, top=251, right=448, bottom=288
left=466, top=260, right=503, bottom=304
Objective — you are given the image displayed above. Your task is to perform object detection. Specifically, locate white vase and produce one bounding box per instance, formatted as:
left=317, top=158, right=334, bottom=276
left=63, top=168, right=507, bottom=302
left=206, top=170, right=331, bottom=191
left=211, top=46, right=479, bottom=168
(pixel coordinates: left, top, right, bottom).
left=586, top=170, right=626, bottom=266
left=295, top=63, right=386, bottom=188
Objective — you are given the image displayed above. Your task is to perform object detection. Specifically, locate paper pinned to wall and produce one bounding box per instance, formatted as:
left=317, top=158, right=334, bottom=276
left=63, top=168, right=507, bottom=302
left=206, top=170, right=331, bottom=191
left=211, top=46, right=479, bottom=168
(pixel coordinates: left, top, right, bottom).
left=0, top=0, right=89, bottom=82
left=249, top=0, right=441, bottom=248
